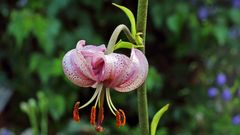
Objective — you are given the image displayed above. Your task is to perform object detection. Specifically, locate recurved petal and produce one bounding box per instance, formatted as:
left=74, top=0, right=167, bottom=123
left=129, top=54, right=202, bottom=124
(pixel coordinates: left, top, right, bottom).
left=62, top=49, right=96, bottom=87
left=76, top=40, right=106, bottom=53
left=113, top=48, right=148, bottom=92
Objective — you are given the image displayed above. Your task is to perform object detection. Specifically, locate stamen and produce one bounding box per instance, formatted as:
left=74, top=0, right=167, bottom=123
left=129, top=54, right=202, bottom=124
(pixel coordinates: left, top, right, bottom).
left=90, top=106, right=96, bottom=125
left=107, top=89, right=118, bottom=112
left=115, top=109, right=126, bottom=127
left=119, top=109, right=126, bottom=126
left=95, top=88, right=105, bottom=132
left=79, top=84, right=103, bottom=109
left=106, top=89, right=116, bottom=115
left=94, top=86, right=102, bottom=107
left=106, top=88, right=117, bottom=114
left=116, top=111, right=121, bottom=128
left=73, top=101, right=80, bottom=122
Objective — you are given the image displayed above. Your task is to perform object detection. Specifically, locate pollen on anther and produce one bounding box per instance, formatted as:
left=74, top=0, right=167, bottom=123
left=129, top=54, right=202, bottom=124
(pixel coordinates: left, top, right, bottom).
left=90, top=106, right=96, bottom=125
left=119, top=109, right=126, bottom=126
left=73, top=102, right=80, bottom=122
left=116, top=111, right=121, bottom=128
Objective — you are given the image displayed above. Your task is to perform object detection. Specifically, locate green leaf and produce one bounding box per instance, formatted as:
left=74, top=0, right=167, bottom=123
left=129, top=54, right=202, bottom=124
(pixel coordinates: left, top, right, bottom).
left=49, top=94, right=66, bottom=121
left=147, top=66, right=163, bottom=91
left=213, top=24, right=228, bottom=45
left=114, top=40, right=143, bottom=50
left=151, top=4, right=163, bottom=28
left=8, top=10, right=33, bottom=48
left=166, top=14, right=181, bottom=34
left=229, top=9, right=240, bottom=25
left=151, top=104, right=169, bottom=135
left=37, top=91, right=48, bottom=113
left=112, top=3, right=136, bottom=35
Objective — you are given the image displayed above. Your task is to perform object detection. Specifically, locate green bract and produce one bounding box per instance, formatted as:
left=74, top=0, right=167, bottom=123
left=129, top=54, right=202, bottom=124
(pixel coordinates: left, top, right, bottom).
left=113, top=3, right=137, bottom=36
left=112, top=3, right=144, bottom=51
left=151, top=104, right=169, bottom=135
left=114, top=40, right=144, bottom=50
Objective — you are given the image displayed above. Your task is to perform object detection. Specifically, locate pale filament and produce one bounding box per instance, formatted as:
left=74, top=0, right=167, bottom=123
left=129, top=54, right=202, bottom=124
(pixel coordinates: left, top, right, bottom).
left=106, top=88, right=118, bottom=116
left=79, top=84, right=103, bottom=109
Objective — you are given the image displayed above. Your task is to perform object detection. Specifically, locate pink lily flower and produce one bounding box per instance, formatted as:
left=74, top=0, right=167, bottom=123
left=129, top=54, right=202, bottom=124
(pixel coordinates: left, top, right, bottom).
left=62, top=40, right=148, bottom=132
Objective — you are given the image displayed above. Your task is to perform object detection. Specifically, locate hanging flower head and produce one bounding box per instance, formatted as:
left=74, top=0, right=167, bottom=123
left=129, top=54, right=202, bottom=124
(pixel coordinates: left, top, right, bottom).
left=62, top=40, right=148, bottom=132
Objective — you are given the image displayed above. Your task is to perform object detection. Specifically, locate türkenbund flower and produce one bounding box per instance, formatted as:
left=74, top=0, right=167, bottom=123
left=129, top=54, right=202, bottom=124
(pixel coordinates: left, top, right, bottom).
left=62, top=40, right=148, bottom=132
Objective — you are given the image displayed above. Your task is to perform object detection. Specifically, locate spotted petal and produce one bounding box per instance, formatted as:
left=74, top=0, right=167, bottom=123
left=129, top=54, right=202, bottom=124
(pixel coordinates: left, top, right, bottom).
left=62, top=49, right=96, bottom=87
left=112, top=48, right=148, bottom=92
left=100, top=53, right=132, bottom=87
left=62, top=40, right=107, bottom=87
left=62, top=40, right=148, bottom=91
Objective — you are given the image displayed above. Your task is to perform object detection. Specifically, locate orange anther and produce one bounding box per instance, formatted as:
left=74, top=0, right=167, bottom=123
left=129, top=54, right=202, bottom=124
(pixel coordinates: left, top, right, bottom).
left=116, top=111, right=121, bottom=128
left=90, top=106, right=96, bottom=125
left=119, top=109, right=126, bottom=126
left=73, top=102, right=80, bottom=122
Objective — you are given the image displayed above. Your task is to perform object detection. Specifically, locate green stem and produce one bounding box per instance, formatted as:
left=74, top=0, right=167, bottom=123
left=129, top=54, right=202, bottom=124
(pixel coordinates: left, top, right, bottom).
left=40, top=105, right=48, bottom=135
left=136, top=0, right=149, bottom=135
left=106, top=24, right=135, bottom=54
left=29, top=107, right=39, bottom=135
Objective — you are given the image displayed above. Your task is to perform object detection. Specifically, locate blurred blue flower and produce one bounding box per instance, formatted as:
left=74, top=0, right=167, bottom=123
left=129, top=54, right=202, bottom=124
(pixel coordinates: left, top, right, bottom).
left=237, top=89, right=240, bottom=97
left=0, top=128, right=11, bottom=135
left=232, top=0, right=240, bottom=8
left=216, top=73, right=226, bottom=86
left=198, top=7, right=208, bottom=21
left=222, top=88, right=232, bottom=101
left=232, top=114, right=240, bottom=125
left=18, top=0, right=28, bottom=7
left=229, top=27, right=240, bottom=39
left=208, top=87, right=218, bottom=98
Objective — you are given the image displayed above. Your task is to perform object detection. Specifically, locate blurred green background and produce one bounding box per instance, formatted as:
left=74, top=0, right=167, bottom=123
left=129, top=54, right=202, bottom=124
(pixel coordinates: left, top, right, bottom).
left=1, top=0, right=240, bottom=134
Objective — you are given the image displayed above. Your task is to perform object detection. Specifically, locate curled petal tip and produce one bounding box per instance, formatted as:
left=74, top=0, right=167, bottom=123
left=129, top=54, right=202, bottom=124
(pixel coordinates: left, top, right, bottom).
left=77, top=40, right=86, bottom=50
left=113, top=48, right=148, bottom=92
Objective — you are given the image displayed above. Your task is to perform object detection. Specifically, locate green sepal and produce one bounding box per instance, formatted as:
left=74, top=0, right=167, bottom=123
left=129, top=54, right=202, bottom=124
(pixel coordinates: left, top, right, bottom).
left=114, top=40, right=144, bottom=50
left=151, top=104, right=169, bottom=135
left=135, top=32, right=144, bottom=45
left=112, top=3, right=137, bottom=36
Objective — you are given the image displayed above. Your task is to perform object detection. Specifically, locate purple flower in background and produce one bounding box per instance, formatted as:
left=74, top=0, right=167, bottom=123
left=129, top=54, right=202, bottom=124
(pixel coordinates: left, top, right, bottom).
left=0, top=128, right=11, bottom=135
left=229, top=27, right=240, bottom=39
left=222, top=88, right=232, bottom=101
left=216, top=73, right=226, bottom=86
left=198, top=7, right=208, bottom=21
left=18, top=0, right=28, bottom=7
left=232, top=0, right=240, bottom=8
left=232, top=114, right=240, bottom=125
left=237, top=89, right=240, bottom=97
left=208, top=87, right=218, bottom=98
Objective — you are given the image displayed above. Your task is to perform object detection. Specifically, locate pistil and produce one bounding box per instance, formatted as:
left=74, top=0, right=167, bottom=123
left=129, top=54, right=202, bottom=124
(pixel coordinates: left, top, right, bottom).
left=95, top=88, right=105, bottom=132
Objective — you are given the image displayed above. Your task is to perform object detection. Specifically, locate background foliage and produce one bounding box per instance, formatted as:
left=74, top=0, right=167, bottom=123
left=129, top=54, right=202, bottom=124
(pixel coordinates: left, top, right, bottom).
left=1, top=0, right=240, bottom=134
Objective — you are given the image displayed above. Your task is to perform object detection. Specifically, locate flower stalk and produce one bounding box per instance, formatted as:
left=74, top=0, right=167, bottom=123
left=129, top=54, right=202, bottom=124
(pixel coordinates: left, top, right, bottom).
left=136, top=0, right=149, bottom=135
left=106, top=24, right=135, bottom=54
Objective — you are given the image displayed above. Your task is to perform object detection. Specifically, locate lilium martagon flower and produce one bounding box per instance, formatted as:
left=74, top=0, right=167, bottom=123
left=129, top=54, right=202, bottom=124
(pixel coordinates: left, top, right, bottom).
left=62, top=40, right=148, bottom=132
